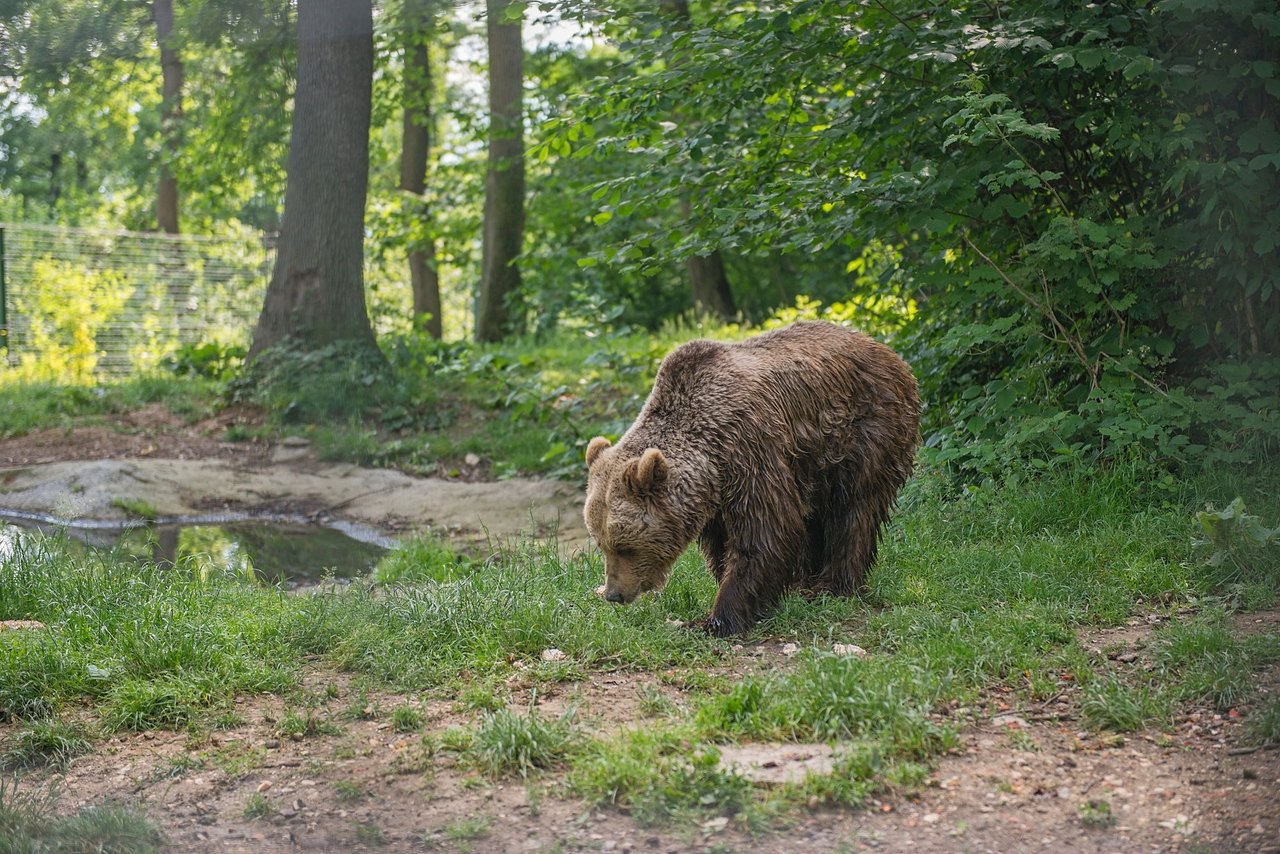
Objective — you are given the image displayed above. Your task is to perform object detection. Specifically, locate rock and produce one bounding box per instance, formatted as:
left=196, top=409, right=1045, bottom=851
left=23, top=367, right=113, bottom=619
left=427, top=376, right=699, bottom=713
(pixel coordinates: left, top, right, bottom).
left=922, top=813, right=940, bottom=824
left=0, top=621, right=45, bottom=631
left=464, top=453, right=481, bottom=466
left=700, top=817, right=729, bottom=833
left=833, top=643, right=868, bottom=656
left=265, top=739, right=280, bottom=749
left=992, top=714, right=1029, bottom=729
left=257, top=780, right=273, bottom=793
left=540, top=648, right=567, bottom=662
left=781, top=643, right=800, bottom=656
left=281, top=436, right=311, bottom=448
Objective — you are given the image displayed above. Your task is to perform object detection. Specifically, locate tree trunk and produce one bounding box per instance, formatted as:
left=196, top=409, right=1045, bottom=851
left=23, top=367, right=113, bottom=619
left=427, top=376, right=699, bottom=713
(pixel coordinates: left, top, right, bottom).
left=400, top=0, right=442, bottom=339
left=687, top=243, right=736, bottom=319
left=154, top=0, right=183, bottom=234
left=661, top=0, right=736, bottom=320
left=475, top=0, right=524, bottom=343
left=249, top=0, right=378, bottom=358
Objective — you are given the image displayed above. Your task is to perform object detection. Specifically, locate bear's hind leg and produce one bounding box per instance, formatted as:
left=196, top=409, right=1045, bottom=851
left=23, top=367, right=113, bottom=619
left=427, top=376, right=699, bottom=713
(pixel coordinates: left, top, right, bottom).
left=815, top=459, right=900, bottom=596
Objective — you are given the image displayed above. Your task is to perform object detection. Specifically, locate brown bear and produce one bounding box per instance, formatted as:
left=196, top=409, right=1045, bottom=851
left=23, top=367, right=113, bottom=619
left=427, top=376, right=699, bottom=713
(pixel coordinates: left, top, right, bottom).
left=583, top=320, right=920, bottom=636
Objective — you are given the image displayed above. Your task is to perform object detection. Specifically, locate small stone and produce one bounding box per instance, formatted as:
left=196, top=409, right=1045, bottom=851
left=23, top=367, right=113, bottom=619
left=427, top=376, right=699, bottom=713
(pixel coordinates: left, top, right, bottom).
left=833, top=643, right=868, bottom=657
left=464, top=453, right=481, bottom=466
left=922, top=813, right=940, bottom=824
left=0, top=620, right=45, bottom=631
left=281, top=436, right=311, bottom=448
left=807, top=795, right=820, bottom=809
left=781, top=643, right=800, bottom=656
left=700, top=817, right=729, bottom=833
left=540, top=648, right=567, bottom=662
left=257, top=780, right=273, bottom=793
left=992, top=714, right=1029, bottom=729
left=265, top=739, right=281, bottom=749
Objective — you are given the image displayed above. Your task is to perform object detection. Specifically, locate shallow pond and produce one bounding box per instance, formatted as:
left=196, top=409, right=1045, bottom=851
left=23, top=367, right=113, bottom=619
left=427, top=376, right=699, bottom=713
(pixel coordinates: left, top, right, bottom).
left=0, top=511, right=392, bottom=586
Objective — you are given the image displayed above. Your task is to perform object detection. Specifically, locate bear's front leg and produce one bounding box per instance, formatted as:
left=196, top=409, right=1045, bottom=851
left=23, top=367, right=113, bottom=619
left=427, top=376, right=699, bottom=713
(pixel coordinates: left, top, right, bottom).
left=696, top=458, right=808, bottom=636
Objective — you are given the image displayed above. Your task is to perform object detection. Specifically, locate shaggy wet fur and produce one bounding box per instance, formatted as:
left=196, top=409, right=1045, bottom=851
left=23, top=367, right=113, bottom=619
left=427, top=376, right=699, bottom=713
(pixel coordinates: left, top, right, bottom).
left=584, top=320, right=921, bottom=636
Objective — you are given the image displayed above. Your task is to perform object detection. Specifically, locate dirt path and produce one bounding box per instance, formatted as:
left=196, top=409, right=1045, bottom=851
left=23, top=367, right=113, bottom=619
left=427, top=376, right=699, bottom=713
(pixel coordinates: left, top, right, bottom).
left=7, top=648, right=1277, bottom=854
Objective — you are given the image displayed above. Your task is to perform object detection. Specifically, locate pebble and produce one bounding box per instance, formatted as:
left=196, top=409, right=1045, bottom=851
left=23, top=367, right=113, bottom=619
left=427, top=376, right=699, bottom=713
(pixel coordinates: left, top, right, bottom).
left=464, top=453, right=481, bottom=466
left=922, top=813, right=940, bottom=823
left=781, top=643, right=800, bottom=656
left=540, top=648, right=567, bottom=662
left=257, top=780, right=273, bottom=793
left=833, top=643, right=868, bottom=656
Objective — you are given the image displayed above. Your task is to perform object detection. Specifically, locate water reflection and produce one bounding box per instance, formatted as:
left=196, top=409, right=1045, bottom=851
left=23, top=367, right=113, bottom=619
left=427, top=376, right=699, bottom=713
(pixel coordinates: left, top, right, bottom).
left=0, top=519, right=389, bottom=586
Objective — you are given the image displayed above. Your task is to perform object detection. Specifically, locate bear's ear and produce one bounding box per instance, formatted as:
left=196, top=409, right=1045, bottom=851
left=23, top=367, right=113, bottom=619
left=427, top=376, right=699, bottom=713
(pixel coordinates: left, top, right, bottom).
left=621, top=448, right=669, bottom=498
left=585, top=436, right=612, bottom=468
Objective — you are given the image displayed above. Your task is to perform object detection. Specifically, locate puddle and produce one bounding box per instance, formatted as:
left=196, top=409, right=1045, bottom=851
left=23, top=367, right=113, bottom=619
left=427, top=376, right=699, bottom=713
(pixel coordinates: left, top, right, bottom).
left=0, top=511, right=393, bottom=587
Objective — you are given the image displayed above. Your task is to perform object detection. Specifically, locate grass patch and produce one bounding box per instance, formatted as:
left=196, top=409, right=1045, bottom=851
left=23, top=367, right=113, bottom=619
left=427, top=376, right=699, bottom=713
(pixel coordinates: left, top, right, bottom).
left=1245, top=697, right=1280, bottom=746
left=466, top=708, right=580, bottom=778
left=569, top=728, right=755, bottom=825
left=372, top=534, right=473, bottom=586
left=243, top=792, right=272, bottom=820
left=0, top=777, right=165, bottom=852
left=1080, top=676, right=1170, bottom=732
left=1, top=718, right=93, bottom=770
left=0, top=375, right=221, bottom=440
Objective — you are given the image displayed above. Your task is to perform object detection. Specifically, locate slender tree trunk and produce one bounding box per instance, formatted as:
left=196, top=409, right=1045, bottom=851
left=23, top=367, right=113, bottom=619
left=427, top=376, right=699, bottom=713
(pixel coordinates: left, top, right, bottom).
left=400, top=0, right=442, bottom=338
left=475, top=0, right=524, bottom=343
left=249, top=0, right=378, bottom=357
left=154, top=0, right=183, bottom=234
left=661, top=0, right=736, bottom=320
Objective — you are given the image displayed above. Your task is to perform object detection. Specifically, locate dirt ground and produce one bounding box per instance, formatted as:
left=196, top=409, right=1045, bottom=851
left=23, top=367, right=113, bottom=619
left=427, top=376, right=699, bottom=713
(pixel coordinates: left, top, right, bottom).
left=6, top=628, right=1278, bottom=854
left=1, top=422, right=1278, bottom=853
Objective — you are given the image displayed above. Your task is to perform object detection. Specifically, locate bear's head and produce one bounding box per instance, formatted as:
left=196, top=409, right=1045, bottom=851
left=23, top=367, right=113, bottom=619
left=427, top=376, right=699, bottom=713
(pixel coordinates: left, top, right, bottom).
left=583, top=437, right=686, bottom=604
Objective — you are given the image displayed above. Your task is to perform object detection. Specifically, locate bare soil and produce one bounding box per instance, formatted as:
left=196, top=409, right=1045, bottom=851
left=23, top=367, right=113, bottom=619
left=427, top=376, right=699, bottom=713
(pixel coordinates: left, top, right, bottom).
left=5, top=634, right=1277, bottom=854
left=1, top=427, right=1278, bottom=852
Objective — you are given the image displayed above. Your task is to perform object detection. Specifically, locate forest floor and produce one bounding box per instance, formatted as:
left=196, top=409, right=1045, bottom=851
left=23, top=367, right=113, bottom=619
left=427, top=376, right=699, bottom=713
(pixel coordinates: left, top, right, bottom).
left=1, top=403, right=1278, bottom=853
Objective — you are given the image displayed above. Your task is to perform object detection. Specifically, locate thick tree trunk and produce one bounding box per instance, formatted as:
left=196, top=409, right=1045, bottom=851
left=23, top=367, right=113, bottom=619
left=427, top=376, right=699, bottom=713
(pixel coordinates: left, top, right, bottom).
left=400, top=0, right=442, bottom=339
left=661, top=0, right=736, bottom=320
left=249, top=0, right=378, bottom=358
left=687, top=245, right=736, bottom=319
left=154, top=0, right=183, bottom=234
left=475, top=0, right=524, bottom=343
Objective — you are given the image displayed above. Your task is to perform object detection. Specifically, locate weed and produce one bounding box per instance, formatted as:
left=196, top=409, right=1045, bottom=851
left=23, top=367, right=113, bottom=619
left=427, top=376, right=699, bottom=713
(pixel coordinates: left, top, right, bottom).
left=243, top=792, right=272, bottom=820
left=0, top=777, right=166, bottom=852
left=466, top=709, right=580, bottom=778
left=355, top=821, right=386, bottom=846
left=1245, top=697, right=1280, bottom=746
left=1080, top=677, right=1168, bottom=732
left=390, top=705, right=424, bottom=733
left=570, top=727, right=753, bottom=825
left=457, top=682, right=506, bottom=713
left=277, top=708, right=341, bottom=740
left=210, top=743, right=266, bottom=780
left=373, top=533, right=471, bottom=585
left=110, top=497, right=158, bottom=521
left=1, top=718, right=92, bottom=769
left=444, top=814, right=492, bottom=840
left=334, top=780, right=368, bottom=803
left=1078, top=799, right=1115, bottom=828
left=637, top=685, right=678, bottom=718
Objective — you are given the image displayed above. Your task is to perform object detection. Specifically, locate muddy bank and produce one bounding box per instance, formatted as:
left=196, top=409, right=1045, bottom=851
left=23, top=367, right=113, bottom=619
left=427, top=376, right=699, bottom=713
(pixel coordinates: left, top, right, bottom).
left=0, top=458, right=590, bottom=551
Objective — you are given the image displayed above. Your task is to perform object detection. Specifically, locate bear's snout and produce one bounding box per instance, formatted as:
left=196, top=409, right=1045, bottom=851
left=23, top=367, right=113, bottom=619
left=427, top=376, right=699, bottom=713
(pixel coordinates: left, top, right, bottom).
left=604, top=589, right=627, bottom=604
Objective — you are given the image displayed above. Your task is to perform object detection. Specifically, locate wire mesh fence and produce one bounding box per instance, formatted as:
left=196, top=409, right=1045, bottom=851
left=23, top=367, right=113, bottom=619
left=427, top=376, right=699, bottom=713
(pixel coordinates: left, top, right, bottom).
left=0, top=223, right=273, bottom=380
